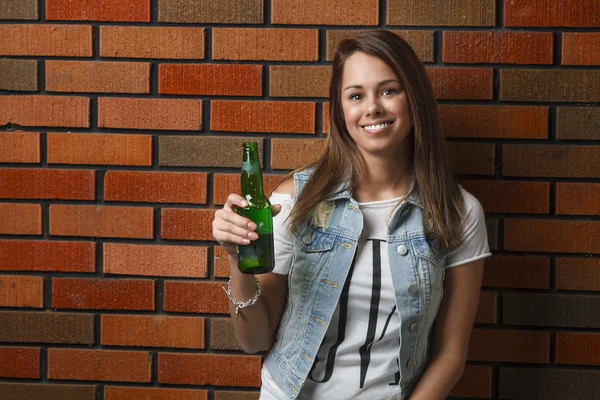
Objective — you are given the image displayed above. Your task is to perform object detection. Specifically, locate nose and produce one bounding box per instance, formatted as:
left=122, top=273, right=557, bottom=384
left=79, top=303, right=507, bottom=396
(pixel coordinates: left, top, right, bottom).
left=365, top=95, right=383, bottom=116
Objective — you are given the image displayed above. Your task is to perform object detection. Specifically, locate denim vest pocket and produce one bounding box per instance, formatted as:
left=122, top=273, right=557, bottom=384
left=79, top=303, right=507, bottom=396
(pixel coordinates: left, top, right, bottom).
left=295, top=223, right=337, bottom=252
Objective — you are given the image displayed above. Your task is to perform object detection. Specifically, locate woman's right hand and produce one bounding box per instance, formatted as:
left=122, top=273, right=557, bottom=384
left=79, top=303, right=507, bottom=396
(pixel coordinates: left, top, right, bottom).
left=212, top=194, right=258, bottom=256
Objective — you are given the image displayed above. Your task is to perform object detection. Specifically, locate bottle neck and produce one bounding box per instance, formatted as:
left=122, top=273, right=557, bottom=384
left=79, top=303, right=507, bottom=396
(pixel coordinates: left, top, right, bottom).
left=241, top=147, right=265, bottom=199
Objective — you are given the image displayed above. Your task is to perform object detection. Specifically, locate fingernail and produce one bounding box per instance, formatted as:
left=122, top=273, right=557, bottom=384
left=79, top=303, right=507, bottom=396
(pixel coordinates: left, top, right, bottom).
left=242, top=238, right=250, bottom=244
left=241, top=200, right=247, bottom=206
left=248, top=232, right=258, bottom=240
left=248, top=222, right=256, bottom=229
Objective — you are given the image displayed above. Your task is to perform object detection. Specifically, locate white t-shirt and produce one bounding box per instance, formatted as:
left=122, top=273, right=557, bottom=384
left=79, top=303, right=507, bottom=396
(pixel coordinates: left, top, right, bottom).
left=260, top=188, right=491, bottom=400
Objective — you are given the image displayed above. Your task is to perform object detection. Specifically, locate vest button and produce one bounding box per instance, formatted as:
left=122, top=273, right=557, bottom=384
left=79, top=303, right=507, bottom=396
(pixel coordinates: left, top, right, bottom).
left=409, top=323, right=417, bottom=332
left=407, top=359, right=414, bottom=370
left=408, top=285, right=418, bottom=295
left=397, top=245, right=408, bottom=255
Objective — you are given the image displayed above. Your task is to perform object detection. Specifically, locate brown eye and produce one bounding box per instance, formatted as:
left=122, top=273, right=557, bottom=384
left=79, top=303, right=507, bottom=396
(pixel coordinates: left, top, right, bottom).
left=350, top=93, right=362, bottom=100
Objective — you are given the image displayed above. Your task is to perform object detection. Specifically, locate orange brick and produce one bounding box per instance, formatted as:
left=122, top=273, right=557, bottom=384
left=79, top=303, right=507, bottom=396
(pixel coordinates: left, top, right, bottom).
left=0, top=24, right=92, bottom=57
left=101, top=315, right=204, bottom=349
left=388, top=0, right=495, bottom=26
left=105, top=387, right=208, bottom=400
left=159, top=64, right=261, bottom=96
left=213, top=28, right=318, bottom=61
left=48, top=349, right=151, bottom=382
left=271, top=138, right=325, bottom=170
left=0, top=240, right=95, bottom=272
left=556, top=332, right=600, bottom=365
left=100, top=26, right=205, bottom=59
left=556, top=258, right=600, bottom=291
left=505, top=219, right=600, bottom=254
left=0, top=168, right=94, bottom=200
left=161, top=209, right=216, bottom=241
left=0, top=276, right=43, bottom=308
left=269, top=66, right=331, bottom=98
left=556, top=183, right=600, bottom=216
left=52, top=278, right=154, bottom=310
left=213, top=174, right=285, bottom=205
left=459, top=180, right=549, bottom=214
left=158, top=353, right=261, bottom=387
left=98, top=97, right=202, bottom=131
left=272, top=0, right=378, bottom=25
left=443, top=31, right=553, bottom=64
left=469, top=329, right=550, bottom=363
left=427, top=68, right=493, bottom=100
left=0, top=204, right=42, bottom=235
left=562, top=33, right=600, bottom=66
left=503, top=145, right=600, bottom=178
left=0, top=132, right=40, bottom=163
left=47, top=133, right=152, bottom=166
left=49, top=205, right=153, bottom=239
left=0, top=95, right=89, bottom=128
left=505, top=0, right=600, bottom=27
left=449, top=365, right=492, bottom=398
left=483, top=255, right=550, bottom=289
left=448, top=142, right=495, bottom=176
left=211, top=100, right=315, bottom=134
left=104, top=171, right=207, bottom=204
left=214, top=246, right=232, bottom=278
left=164, top=281, right=228, bottom=314
left=439, top=105, right=548, bottom=139
left=104, top=243, right=207, bottom=278
left=474, top=291, right=497, bottom=324
left=46, top=61, right=149, bottom=93
left=0, top=347, right=40, bottom=379
left=47, top=0, right=150, bottom=22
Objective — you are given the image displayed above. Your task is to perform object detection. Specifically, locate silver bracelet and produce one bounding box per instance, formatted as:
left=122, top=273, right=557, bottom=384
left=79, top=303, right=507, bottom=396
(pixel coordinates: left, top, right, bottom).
left=222, top=276, right=261, bottom=319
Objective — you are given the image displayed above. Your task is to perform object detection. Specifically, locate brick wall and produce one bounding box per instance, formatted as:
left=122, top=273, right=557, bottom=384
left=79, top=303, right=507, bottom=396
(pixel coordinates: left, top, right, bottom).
left=0, top=0, right=599, bottom=399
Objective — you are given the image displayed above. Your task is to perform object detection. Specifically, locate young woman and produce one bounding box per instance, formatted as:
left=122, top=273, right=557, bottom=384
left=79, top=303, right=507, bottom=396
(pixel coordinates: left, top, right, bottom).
left=212, top=30, right=490, bottom=400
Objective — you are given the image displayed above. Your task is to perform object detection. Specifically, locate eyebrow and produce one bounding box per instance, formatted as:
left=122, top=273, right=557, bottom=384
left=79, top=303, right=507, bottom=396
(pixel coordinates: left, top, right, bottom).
left=343, top=79, right=401, bottom=91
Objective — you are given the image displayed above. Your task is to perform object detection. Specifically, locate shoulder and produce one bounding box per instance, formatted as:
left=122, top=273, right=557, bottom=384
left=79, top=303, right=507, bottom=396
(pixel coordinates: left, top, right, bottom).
left=273, top=178, right=294, bottom=197
left=458, top=185, right=484, bottom=217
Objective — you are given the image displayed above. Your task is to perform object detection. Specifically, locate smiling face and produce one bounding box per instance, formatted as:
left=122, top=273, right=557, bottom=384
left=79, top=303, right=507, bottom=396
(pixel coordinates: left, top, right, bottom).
left=340, top=51, right=413, bottom=160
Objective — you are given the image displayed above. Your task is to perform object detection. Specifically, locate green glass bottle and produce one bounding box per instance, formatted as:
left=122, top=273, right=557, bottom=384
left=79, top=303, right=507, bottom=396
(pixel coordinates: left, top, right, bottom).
left=236, top=142, right=275, bottom=274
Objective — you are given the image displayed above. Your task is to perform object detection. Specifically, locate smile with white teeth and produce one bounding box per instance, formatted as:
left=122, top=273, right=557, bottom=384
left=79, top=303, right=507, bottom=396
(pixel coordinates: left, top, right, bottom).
left=363, top=121, right=392, bottom=131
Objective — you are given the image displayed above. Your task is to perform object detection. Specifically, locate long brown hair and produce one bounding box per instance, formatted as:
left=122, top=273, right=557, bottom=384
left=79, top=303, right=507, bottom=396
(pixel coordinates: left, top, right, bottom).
left=285, top=30, right=464, bottom=253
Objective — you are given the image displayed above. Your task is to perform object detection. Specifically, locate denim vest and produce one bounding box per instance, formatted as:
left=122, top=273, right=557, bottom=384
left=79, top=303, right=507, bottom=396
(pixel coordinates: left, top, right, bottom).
left=264, top=168, right=448, bottom=400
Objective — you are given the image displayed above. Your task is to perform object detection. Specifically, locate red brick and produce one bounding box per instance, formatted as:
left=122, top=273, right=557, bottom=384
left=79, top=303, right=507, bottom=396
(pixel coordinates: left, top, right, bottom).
left=104, top=171, right=207, bottom=204
left=427, top=68, right=493, bottom=100
left=159, top=64, right=261, bottom=96
left=0, top=132, right=40, bottom=163
left=105, top=386, right=208, bottom=400
left=483, top=255, right=550, bottom=289
left=459, top=180, right=549, bottom=214
left=505, top=0, right=600, bottom=27
left=556, top=183, right=600, bottom=216
left=164, top=281, right=228, bottom=314
left=158, top=353, right=261, bottom=387
left=213, top=174, right=284, bottom=205
left=104, top=243, right=207, bottom=278
left=0, top=204, right=42, bottom=235
left=48, top=348, right=151, bottom=382
left=271, top=138, right=325, bottom=170
left=49, top=205, right=153, bottom=239
left=505, top=219, right=600, bottom=254
left=556, top=258, right=600, bottom=291
left=448, top=142, right=495, bottom=176
left=0, top=95, right=89, bottom=128
left=0, top=24, right=92, bottom=57
left=449, top=365, right=492, bottom=398
left=46, top=61, right=149, bottom=93
left=0, top=168, right=94, bottom=200
left=214, top=246, right=232, bottom=278
left=439, top=105, right=548, bottom=139
left=213, top=28, right=318, bottom=61
left=503, top=145, right=600, bottom=178
left=387, top=0, right=495, bottom=26
left=556, top=332, right=600, bottom=365
left=469, top=329, right=550, bottom=363
left=0, top=240, right=95, bottom=272
left=101, top=315, right=204, bottom=349
left=474, top=291, right=497, bottom=324
left=47, top=132, right=152, bottom=166
left=562, top=33, right=600, bottom=66
left=162, top=209, right=216, bottom=241
left=211, top=100, right=315, bottom=134
left=269, top=66, right=331, bottom=98
left=100, top=26, right=205, bottom=59
left=52, top=278, right=154, bottom=310
left=98, top=97, right=202, bottom=131
left=0, top=347, right=40, bottom=379
left=0, top=276, right=43, bottom=308
left=443, top=31, right=553, bottom=64
left=47, top=0, right=150, bottom=22
left=272, top=0, right=377, bottom=25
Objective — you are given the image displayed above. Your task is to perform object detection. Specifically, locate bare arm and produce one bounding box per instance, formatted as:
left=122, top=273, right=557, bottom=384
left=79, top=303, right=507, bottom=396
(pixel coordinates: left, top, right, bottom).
left=408, top=258, right=485, bottom=400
